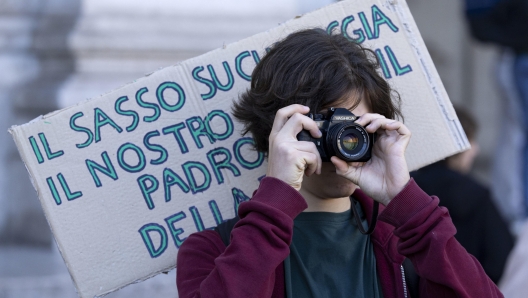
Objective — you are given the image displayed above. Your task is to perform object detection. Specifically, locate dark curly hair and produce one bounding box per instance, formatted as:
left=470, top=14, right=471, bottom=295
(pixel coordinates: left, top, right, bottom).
left=232, top=28, right=402, bottom=154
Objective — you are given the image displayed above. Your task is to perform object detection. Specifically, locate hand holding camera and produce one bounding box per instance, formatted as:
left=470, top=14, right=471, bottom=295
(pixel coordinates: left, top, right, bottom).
left=292, top=106, right=410, bottom=205
left=330, top=112, right=411, bottom=206
left=267, top=104, right=410, bottom=204
left=266, top=104, right=323, bottom=191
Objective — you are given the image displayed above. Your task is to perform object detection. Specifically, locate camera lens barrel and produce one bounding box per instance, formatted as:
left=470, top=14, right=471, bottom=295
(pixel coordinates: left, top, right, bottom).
left=296, top=108, right=373, bottom=162
left=327, top=122, right=370, bottom=162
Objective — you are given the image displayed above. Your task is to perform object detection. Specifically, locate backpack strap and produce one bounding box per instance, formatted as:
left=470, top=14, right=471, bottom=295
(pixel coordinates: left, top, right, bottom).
left=214, top=216, right=240, bottom=247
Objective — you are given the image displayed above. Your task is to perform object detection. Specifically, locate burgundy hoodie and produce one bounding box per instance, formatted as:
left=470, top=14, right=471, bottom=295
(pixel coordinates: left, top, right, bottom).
left=176, top=177, right=503, bottom=298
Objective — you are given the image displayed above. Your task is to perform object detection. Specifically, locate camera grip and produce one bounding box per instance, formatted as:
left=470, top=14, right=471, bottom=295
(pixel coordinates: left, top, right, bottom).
left=296, top=130, right=313, bottom=142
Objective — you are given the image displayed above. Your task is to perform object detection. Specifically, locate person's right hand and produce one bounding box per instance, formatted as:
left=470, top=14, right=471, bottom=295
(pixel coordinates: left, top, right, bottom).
left=266, top=104, right=323, bottom=191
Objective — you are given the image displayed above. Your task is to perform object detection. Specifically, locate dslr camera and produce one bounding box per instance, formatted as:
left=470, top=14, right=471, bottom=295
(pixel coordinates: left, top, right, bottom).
left=297, top=107, right=375, bottom=162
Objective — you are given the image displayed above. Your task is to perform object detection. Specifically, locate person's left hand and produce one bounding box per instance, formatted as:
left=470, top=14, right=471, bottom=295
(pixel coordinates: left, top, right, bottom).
left=331, top=113, right=411, bottom=206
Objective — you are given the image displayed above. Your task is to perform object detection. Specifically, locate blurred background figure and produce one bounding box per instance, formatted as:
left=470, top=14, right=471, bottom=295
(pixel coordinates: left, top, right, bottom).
left=500, top=221, right=528, bottom=297
left=465, top=0, right=528, bottom=235
left=411, top=107, right=514, bottom=284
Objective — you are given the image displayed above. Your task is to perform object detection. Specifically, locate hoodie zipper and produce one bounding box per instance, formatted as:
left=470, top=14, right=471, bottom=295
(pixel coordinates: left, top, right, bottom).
left=400, top=265, right=408, bottom=298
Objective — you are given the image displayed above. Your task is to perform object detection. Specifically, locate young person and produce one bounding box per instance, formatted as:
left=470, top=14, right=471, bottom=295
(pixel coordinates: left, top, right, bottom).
left=176, top=28, right=503, bottom=298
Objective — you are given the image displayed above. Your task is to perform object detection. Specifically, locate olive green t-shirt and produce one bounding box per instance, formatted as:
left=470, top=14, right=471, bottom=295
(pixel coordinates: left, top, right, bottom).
left=284, top=200, right=384, bottom=298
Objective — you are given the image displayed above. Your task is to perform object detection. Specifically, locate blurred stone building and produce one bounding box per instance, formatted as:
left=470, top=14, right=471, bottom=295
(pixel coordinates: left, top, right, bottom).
left=0, top=0, right=80, bottom=247
left=0, top=0, right=508, bottom=297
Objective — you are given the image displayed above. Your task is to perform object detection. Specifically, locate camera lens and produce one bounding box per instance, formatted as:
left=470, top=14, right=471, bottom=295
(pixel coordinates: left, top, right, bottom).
left=338, top=128, right=365, bottom=156
left=327, top=123, right=370, bottom=161
left=342, top=133, right=359, bottom=151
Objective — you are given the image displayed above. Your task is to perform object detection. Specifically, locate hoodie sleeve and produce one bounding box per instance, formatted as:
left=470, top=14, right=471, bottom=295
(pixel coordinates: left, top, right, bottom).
left=176, top=177, right=307, bottom=298
left=379, top=179, right=504, bottom=298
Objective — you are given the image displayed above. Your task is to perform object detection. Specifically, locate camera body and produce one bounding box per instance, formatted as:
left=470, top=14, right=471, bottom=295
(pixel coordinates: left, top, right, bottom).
left=297, top=107, right=374, bottom=162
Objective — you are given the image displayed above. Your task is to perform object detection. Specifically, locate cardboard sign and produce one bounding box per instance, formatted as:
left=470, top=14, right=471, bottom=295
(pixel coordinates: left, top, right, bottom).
left=9, top=0, right=469, bottom=297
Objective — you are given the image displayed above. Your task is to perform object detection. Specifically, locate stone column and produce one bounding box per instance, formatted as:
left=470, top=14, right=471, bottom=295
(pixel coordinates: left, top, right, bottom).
left=58, top=0, right=299, bottom=108
left=0, top=0, right=80, bottom=246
